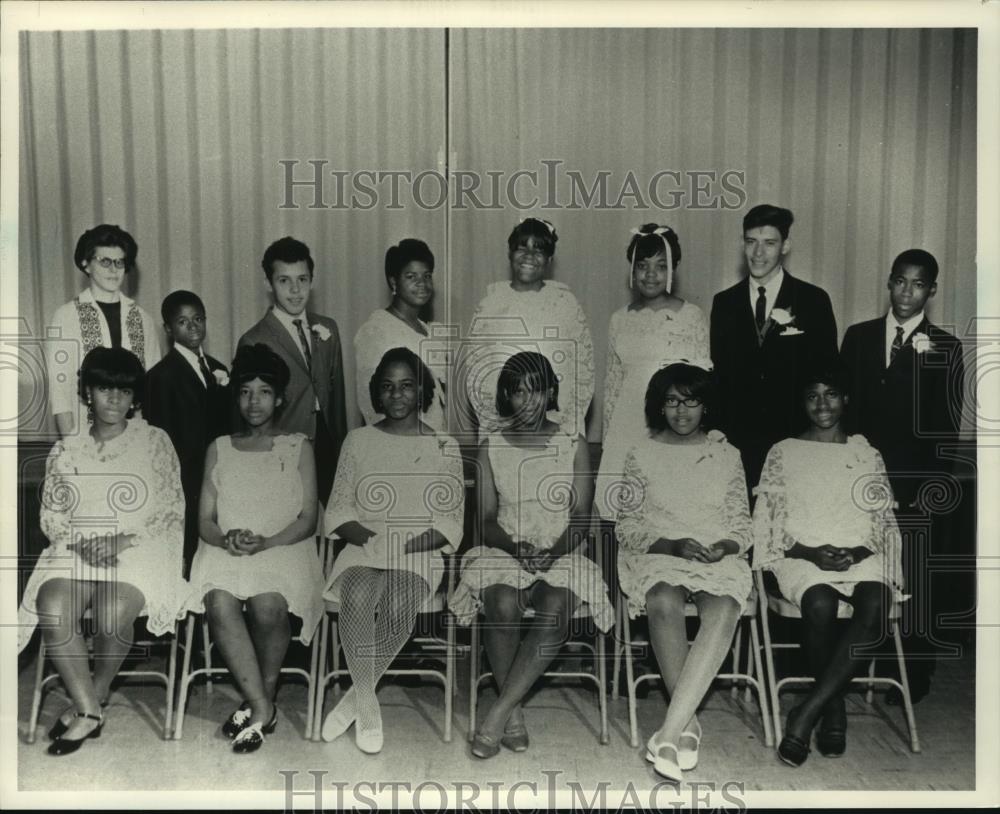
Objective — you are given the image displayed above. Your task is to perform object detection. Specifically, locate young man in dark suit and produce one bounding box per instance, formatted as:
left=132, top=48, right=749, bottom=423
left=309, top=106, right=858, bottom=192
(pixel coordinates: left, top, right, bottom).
left=145, top=290, right=231, bottom=575
left=840, top=249, right=966, bottom=703
left=710, top=204, right=839, bottom=491
left=237, top=236, right=347, bottom=505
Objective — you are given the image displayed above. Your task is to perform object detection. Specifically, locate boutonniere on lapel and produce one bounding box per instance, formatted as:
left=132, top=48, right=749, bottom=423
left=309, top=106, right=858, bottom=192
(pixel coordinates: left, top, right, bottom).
left=212, top=369, right=230, bottom=386
left=769, top=308, right=804, bottom=336
left=311, top=324, right=331, bottom=342
left=910, top=332, right=933, bottom=354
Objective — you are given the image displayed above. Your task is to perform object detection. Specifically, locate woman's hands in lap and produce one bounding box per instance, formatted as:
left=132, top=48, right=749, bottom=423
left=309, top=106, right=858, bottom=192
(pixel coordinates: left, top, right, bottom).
left=68, top=531, right=136, bottom=567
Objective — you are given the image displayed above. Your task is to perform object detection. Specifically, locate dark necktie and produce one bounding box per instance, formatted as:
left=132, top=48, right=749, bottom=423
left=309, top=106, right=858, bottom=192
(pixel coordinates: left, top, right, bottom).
left=890, top=325, right=904, bottom=364
left=292, top=319, right=313, bottom=372
left=198, top=353, right=215, bottom=388
left=755, top=286, right=767, bottom=331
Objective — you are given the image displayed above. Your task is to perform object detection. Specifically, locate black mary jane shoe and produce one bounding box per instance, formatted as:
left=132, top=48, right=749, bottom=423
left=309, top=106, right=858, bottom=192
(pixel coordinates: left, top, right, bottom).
left=231, top=708, right=278, bottom=754
left=48, top=698, right=109, bottom=741
left=222, top=702, right=253, bottom=739
left=777, top=705, right=813, bottom=768
left=47, top=712, right=104, bottom=756
left=816, top=697, right=847, bottom=758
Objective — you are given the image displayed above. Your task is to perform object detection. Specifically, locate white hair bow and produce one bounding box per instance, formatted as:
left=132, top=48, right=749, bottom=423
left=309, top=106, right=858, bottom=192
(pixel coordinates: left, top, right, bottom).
left=629, top=226, right=674, bottom=293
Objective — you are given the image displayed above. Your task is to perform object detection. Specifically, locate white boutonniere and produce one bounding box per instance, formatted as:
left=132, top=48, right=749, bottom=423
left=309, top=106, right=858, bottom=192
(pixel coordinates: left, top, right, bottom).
left=769, top=307, right=804, bottom=336
left=911, top=332, right=932, bottom=354
left=212, top=369, right=230, bottom=386
left=311, top=324, right=331, bottom=342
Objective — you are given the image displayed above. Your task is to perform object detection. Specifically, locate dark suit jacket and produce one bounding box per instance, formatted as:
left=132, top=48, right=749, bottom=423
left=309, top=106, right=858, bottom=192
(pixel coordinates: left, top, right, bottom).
left=840, top=315, right=964, bottom=510
left=710, top=272, right=838, bottom=485
left=237, top=309, right=347, bottom=467
left=144, top=346, right=232, bottom=569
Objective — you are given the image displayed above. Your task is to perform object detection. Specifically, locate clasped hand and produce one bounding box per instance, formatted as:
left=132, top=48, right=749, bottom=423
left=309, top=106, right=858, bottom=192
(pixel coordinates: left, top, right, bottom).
left=810, top=544, right=866, bottom=571
left=649, top=537, right=736, bottom=563
left=223, top=529, right=268, bottom=556
left=516, top=541, right=558, bottom=574
left=68, top=531, right=136, bottom=567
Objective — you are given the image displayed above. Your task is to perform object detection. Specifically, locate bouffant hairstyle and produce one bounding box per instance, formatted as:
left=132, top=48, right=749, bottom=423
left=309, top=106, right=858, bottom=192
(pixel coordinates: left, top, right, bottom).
left=73, top=224, right=138, bottom=274
left=626, top=223, right=683, bottom=268
left=797, top=360, right=850, bottom=398
left=160, top=289, right=206, bottom=324
left=742, top=204, right=794, bottom=241
left=368, top=346, right=436, bottom=415
left=495, top=351, right=559, bottom=418
left=261, top=236, right=315, bottom=282
left=644, top=363, right=715, bottom=433
left=230, top=343, right=291, bottom=406
left=890, top=248, right=939, bottom=284
left=384, top=239, right=435, bottom=287
left=506, top=218, right=558, bottom=258
left=77, top=347, right=145, bottom=414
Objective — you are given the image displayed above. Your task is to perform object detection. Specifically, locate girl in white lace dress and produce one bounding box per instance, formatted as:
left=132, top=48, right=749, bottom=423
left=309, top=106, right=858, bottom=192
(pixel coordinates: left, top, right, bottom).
left=615, top=363, right=751, bottom=782
left=463, top=218, right=594, bottom=438
left=321, top=347, right=464, bottom=754
left=189, top=343, right=323, bottom=753
left=19, top=348, right=186, bottom=755
left=752, top=364, right=902, bottom=766
left=354, top=239, right=448, bottom=431
left=452, top=352, right=613, bottom=759
left=595, top=224, right=710, bottom=520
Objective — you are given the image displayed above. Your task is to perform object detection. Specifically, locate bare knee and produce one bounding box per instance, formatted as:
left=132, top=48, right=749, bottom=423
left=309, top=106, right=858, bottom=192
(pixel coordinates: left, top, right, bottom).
left=645, top=582, right=686, bottom=624
left=852, top=582, right=891, bottom=631
left=35, top=579, right=81, bottom=622
left=247, top=594, right=289, bottom=630
left=800, top=585, right=839, bottom=629
left=204, top=588, right=241, bottom=620
left=531, top=585, right=573, bottom=633
left=483, top=585, right=524, bottom=624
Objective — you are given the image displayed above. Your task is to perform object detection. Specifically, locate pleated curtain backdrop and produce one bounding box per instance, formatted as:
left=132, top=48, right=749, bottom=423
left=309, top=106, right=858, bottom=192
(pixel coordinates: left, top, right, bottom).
left=19, top=27, right=976, bottom=439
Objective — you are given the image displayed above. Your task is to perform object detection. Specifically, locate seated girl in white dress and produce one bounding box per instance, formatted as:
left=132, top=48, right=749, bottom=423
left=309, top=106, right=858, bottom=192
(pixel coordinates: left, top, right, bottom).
left=320, top=347, right=464, bottom=754
left=451, top=351, right=614, bottom=759
left=189, top=343, right=324, bottom=754
left=19, top=347, right=187, bottom=755
left=615, top=363, right=752, bottom=782
left=752, top=363, right=902, bottom=766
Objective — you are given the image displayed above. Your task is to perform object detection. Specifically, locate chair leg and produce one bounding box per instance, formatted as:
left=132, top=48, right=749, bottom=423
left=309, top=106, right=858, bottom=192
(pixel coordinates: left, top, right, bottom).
left=468, top=617, right=480, bottom=741
left=173, top=613, right=196, bottom=740
left=622, top=606, right=639, bottom=749
left=330, top=617, right=341, bottom=696
left=304, top=630, right=318, bottom=741
left=730, top=620, right=743, bottom=699
left=26, top=639, right=48, bottom=744
left=891, top=620, right=921, bottom=753
left=201, top=616, right=213, bottom=696
left=163, top=622, right=179, bottom=740
left=444, top=613, right=455, bottom=743
left=611, top=601, right=622, bottom=700
left=749, top=615, right=774, bottom=747
left=596, top=626, right=609, bottom=745
left=865, top=658, right=877, bottom=706
left=758, top=592, right=783, bottom=744
left=311, top=613, right=329, bottom=742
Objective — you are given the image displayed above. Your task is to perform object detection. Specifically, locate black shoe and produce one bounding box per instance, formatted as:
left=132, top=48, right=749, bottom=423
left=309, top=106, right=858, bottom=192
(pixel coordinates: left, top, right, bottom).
left=222, top=702, right=252, bottom=739
left=816, top=697, right=847, bottom=758
left=777, top=705, right=813, bottom=767
left=886, top=676, right=931, bottom=707
left=47, top=712, right=103, bottom=756
left=47, top=698, right=109, bottom=741
left=231, top=708, right=277, bottom=754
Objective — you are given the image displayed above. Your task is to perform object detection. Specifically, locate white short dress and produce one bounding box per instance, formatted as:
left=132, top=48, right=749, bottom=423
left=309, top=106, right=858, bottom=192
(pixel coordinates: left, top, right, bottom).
left=187, top=433, right=324, bottom=643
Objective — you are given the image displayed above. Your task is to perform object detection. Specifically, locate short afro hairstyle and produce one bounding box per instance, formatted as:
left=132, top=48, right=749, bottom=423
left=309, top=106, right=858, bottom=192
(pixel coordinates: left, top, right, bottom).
left=368, top=346, right=436, bottom=415
left=74, top=224, right=138, bottom=274
left=261, top=236, right=315, bottom=282
left=626, top=223, right=683, bottom=268
left=890, top=248, right=939, bottom=284
left=644, top=363, right=715, bottom=433
left=77, top=346, right=145, bottom=414
left=495, top=351, right=559, bottom=418
left=797, top=359, right=850, bottom=398
left=506, top=218, right=558, bottom=258
left=743, top=204, right=794, bottom=241
left=160, top=289, right=206, bottom=324
left=384, top=239, right=435, bottom=287
left=230, top=343, right=291, bottom=407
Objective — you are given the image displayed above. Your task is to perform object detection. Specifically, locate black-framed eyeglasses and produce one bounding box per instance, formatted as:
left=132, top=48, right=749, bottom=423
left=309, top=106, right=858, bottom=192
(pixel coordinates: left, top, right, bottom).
left=664, top=396, right=703, bottom=408
left=92, top=256, right=127, bottom=270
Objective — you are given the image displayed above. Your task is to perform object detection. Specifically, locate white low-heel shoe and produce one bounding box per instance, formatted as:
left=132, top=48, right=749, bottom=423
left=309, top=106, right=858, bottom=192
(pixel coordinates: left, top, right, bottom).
left=321, top=688, right=356, bottom=742
left=678, top=719, right=702, bottom=771
left=355, top=722, right=383, bottom=755
left=648, top=741, right=683, bottom=783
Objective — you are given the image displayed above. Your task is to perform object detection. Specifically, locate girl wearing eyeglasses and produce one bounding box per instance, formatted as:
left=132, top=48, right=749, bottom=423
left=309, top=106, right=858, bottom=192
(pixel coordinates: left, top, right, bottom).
left=47, top=224, right=161, bottom=437
left=614, top=363, right=752, bottom=782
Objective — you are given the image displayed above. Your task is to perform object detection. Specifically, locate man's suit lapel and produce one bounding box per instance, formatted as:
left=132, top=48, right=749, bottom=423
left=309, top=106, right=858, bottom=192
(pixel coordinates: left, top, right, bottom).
left=887, top=314, right=928, bottom=372
left=306, top=312, right=328, bottom=386
left=263, top=310, right=310, bottom=375
left=168, top=347, right=207, bottom=398
left=760, top=273, right=794, bottom=348
left=733, top=280, right=764, bottom=350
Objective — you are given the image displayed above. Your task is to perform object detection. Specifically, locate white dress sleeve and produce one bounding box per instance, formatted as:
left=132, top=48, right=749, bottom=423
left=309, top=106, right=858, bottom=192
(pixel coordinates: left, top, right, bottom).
left=38, top=441, right=74, bottom=548
left=720, top=444, right=753, bottom=555
left=602, top=311, right=624, bottom=440
left=141, top=426, right=185, bottom=555
left=751, top=443, right=792, bottom=569
left=614, top=448, right=659, bottom=553
left=46, top=302, right=82, bottom=417
left=568, top=293, right=595, bottom=433
left=324, top=429, right=361, bottom=532
left=428, top=436, right=466, bottom=554
left=353, top=318, right=383, bottom=426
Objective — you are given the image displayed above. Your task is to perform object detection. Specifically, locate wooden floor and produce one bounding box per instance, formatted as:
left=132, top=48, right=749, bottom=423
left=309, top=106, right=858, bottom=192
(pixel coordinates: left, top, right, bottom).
left=15, top=634, right=976, bottom=803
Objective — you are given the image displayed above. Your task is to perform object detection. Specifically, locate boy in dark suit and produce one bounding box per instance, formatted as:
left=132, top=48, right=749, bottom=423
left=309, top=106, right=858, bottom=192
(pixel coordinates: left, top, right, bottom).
left=840, top=249, right=966, bottom=702
left=237, top=236, right=347, bottom=505
left=710, top=204, right=839, bottom=490
left=145, top=290, right=231, bottom=575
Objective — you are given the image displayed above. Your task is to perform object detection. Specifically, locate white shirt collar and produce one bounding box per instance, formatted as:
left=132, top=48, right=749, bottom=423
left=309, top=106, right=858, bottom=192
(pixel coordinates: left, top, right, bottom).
left=271, top=305, right=310, bottom=331
left=887, top=310, right=924, bottom=334
left=174, top=343, right=209, bottom=386
left=748, top=267, right=785, bottom=319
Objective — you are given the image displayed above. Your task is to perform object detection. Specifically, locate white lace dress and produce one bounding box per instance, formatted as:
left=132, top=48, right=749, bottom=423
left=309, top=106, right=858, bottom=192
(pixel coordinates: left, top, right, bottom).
left=450, top=431, right=614, bottom=632
left=353, top=309, right=448, bottom=431
left=615, top=431, right=753, bottom=617
left=187, top=433, right=324, bottom=643
left=463, top=281, right=594, bottom=437
left=323, top=426, right=465, bottom=602
left=596, top=301, right=710, bottom=519
left=752, top=436, right=903, bottom=606
left=18, top=418, right=187, bottom=651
